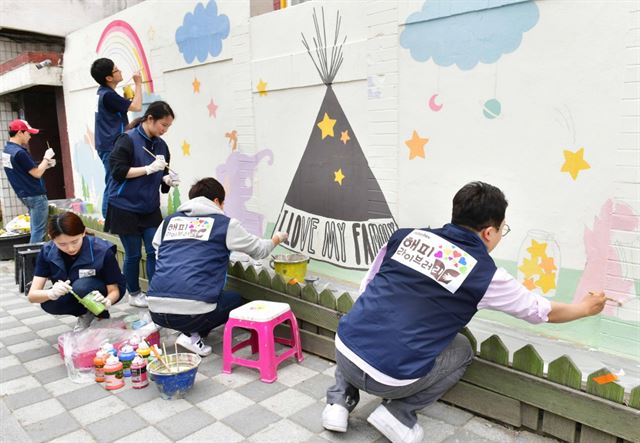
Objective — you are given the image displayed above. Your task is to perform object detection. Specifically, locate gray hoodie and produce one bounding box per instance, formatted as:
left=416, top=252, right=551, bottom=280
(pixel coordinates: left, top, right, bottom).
left=148, top=196, right=275, bottom=314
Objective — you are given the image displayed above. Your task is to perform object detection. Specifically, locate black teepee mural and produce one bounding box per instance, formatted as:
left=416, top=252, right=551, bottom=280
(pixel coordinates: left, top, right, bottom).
left=273, top=9, right=397, bottom=270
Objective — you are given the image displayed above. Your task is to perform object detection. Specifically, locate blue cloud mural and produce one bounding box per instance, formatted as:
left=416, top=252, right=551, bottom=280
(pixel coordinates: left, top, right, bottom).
left=175, top=0, right=230, bottom=64
left=400, top=0, right=539, bottom=70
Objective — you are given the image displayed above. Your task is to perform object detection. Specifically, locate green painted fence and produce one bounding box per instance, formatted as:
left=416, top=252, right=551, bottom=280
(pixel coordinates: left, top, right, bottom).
left=69, top=209, right=639, bottom=443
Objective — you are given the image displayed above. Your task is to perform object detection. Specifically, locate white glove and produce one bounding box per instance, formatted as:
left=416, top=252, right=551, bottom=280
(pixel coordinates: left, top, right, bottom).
left=44, top=148, right=55, bottom=160
left=46, top=158, right=56, bottom=169
left=89, top=291, right=112, bottom=309
left=47, top=280, right=72, bottom=300
left=162, top=171, right=180, bottom=188
left=144, top=157, right=167, bottom=175
left=272, top=231, right=289, bottom=244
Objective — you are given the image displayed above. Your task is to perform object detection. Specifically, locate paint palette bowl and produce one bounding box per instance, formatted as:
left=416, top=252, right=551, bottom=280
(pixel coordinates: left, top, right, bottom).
left=148, top=353, right=202, bottom=400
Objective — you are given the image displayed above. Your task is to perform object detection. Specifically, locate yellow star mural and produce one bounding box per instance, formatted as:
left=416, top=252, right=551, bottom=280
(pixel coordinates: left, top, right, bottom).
left=257, top=79, right=268, bottom=96
left=317, top=112, right=337, bottom=140
left=405, top=130, right=428, bottom=160
left=192, top=77, right=201, bottom=93
left=561, top=147, right=590, bottom=180
left=518, top=257, right=541, bottom=280
left=182, top=140, right=190, bottom=156
left=334, top=168, right=345, bottom=186
left=527, top=240, right=547, bottom=259
left=340, top=130, right=350, bottom=145
left=535, top=272, right=557, bottom=294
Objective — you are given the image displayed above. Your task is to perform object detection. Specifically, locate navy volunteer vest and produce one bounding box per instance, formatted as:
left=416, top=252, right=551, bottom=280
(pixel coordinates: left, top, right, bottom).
left=148, top=211, right=231, bottom=303
left=2, top=142, right=46, bottom=197
left=108, top=126, right=169, bottom=214
left=338, top=224, right=496, bottom=379
left=41, top=236, right=125, bottom=296
left=94, top=86, right=128, bottom=152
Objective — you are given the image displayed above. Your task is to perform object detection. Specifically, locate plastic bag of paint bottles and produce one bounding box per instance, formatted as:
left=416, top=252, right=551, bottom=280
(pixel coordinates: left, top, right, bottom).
left=59, top=318, right=158, bottom=383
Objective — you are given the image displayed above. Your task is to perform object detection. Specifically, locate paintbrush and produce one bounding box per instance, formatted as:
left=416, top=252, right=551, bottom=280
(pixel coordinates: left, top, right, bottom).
left=175, top=342, right=180, bottom=373
left=589, top=292, right=622, bottom=307
left=146, top=340, right=171, bottom=372
left=141, top=145, right=178, bottom=175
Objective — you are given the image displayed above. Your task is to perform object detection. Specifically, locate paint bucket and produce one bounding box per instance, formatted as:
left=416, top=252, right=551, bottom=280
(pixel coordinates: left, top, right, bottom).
left=147, top=353, right=201, bottom=400
left=269, top=253, right=309, bottom=283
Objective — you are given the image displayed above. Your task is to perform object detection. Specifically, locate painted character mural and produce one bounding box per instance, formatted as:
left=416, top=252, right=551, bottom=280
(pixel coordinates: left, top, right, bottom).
left=215, top=148, right=273, bottom=237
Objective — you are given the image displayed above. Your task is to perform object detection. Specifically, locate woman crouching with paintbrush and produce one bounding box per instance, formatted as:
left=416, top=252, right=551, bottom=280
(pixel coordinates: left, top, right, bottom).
left=104, top=101, right=179, bottom=309
left=28, top=212, right=125, bottom=331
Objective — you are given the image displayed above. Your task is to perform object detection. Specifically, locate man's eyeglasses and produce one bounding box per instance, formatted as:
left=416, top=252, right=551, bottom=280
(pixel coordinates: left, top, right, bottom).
left=500, top=224, right=511, bottom=237
left=111, top=68, right=121, bottom=74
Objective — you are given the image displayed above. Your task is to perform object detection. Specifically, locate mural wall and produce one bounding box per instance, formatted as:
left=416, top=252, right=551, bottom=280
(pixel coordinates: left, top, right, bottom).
left=62, top=0, right=639, bottom=358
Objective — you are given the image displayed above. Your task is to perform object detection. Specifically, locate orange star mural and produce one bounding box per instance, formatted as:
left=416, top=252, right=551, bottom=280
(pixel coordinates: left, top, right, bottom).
left=334, top=168, right=345, bottom=186
left=405, top=130, right=428, bottom=160
left=522, top=278, right=536, bottom=290
left=561, top=147, right=590, bottom=180
left=340, top=130, right=350, bottom=144
left=192, top=77, right=201, bottom=93
left=317, top=112, right=336, bottom=139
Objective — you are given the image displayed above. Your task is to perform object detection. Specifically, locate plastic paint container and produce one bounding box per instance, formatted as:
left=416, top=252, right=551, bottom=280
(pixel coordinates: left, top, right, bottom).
left=130, top=356, right=149, bottom=389
left=101, top=343, right=117, bottom=357
left=94, top=350, right=107, bottom=382
left=103, top=356, right=124, bottom=390
left=136, top=341, right=151, bottom=360
left=70, top=290, right=105, bottom=316
left=118, top=345, right=136, bottom=377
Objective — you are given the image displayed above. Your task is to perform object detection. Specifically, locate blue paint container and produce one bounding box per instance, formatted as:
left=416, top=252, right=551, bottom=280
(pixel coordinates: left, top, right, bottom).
left=147, top=353, right=202, bottom=400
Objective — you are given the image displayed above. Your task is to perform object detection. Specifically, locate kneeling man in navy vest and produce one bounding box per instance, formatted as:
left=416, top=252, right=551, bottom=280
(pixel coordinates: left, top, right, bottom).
left=322, top=181, right=609, bottom=443
left=147, top=177, right=288, bottom=356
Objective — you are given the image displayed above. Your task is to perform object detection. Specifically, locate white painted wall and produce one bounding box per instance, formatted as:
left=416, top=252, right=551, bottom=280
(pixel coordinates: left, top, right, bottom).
left=61, top=0, right=639, bottom=356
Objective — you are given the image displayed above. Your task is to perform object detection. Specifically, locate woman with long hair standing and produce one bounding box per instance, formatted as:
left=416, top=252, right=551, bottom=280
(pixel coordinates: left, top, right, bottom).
left=28, top=212, right=125, bottom=331
left=105, top=101, right=179, bottom=308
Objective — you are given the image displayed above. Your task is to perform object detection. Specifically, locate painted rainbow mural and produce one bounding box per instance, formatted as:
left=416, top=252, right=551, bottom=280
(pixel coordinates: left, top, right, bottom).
left=96, top=20, right=154, bottom=93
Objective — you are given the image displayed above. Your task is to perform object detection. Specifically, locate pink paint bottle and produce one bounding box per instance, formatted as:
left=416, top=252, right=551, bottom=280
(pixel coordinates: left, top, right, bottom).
left=129, top=334, right=141, bottom=351
left=103, top=355, right=124, bottom=390
left=130, top=356, right=149, bottom=389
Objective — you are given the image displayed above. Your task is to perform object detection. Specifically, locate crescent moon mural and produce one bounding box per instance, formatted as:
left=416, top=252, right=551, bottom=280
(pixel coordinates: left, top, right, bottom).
left=428, top=94, right=443, bottom=112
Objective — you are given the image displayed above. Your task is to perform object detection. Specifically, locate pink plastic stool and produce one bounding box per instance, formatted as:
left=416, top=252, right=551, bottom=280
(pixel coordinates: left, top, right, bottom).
left=222, top=300, right=304, bottom=383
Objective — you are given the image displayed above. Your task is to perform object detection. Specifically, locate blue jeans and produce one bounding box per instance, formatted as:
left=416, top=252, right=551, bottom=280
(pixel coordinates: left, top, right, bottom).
left=150, top=291, right=243, bottom=337
left=97, top=150, right=111, bottom=218
left=20, top=194, right=49, bottom=243
left=41, top=277, right=121, bottom=318
left=119, top=227, right=157, bottom=294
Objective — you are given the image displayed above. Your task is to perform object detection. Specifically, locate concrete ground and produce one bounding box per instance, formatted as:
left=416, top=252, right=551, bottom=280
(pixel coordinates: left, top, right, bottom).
left=0, top=260, right=559, bottom=443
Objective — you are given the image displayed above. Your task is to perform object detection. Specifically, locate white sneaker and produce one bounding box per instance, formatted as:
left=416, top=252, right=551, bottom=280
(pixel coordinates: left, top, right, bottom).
left=367, top=404, right=424, bottom=443
left=129, top=292, right=148, bottom=308
left=175, top=333, right=212, bottom=356
left=74, top=312, right=94, bottom=332
left=322, top=404, right=349, bottom=432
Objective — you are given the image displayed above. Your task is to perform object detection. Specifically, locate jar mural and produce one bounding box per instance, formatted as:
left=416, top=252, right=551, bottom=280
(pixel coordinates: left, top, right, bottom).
left=517, top=230, right=561, bottom=298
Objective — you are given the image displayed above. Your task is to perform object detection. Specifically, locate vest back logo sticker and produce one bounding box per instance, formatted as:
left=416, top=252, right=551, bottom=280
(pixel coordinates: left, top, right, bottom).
left=2, top=152, right=12, bottom=169
left=164, top=216, right=214, bottom=241
left=391, top=229, right=477, bottom=293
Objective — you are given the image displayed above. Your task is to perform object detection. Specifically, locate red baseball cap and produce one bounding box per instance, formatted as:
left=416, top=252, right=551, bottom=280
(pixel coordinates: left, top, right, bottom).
left=9, top=119, right=39, bottom=134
